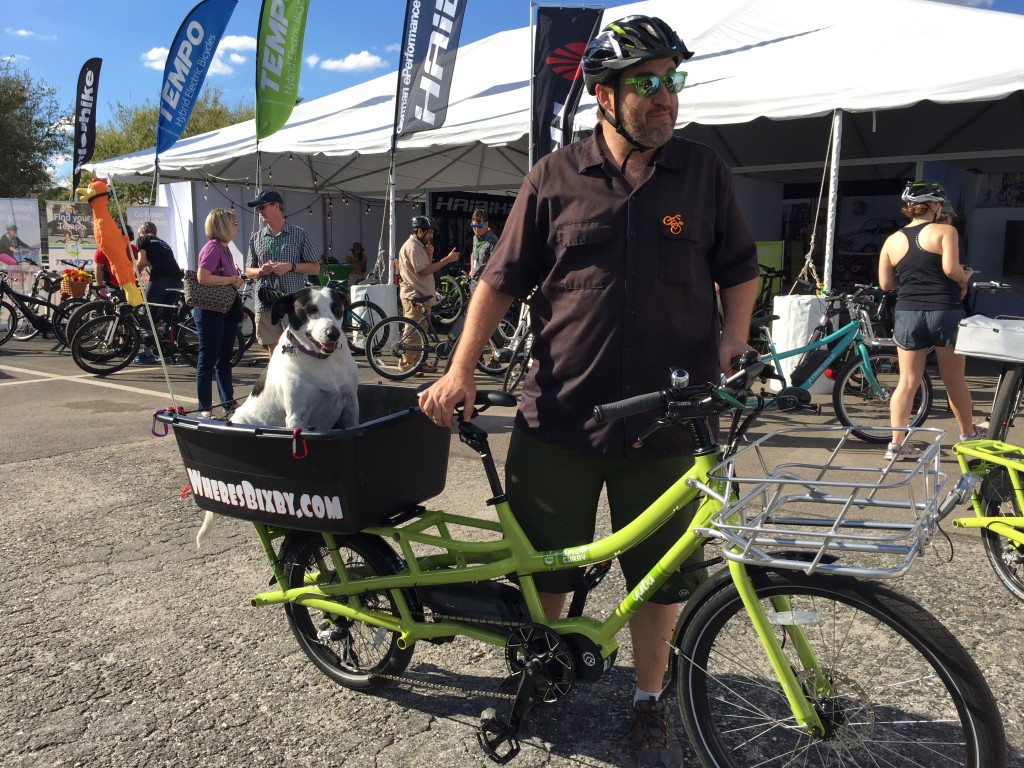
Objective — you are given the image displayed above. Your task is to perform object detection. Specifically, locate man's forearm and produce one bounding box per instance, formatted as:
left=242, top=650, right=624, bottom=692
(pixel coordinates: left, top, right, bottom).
left=448, top=281, right=515, bottom=374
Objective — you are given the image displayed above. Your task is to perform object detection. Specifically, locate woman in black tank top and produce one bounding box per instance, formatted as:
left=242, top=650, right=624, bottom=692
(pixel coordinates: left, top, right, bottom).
left=878, top=181, right=978, bottom=461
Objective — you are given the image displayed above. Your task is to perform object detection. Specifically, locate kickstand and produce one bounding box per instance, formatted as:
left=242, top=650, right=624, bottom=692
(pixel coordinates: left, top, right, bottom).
left=478, top=666, right=542, bottom=764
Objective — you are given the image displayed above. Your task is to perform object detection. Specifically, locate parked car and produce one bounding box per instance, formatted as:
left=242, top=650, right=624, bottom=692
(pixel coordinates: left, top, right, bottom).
left=836, top=218, right=902, bottom=253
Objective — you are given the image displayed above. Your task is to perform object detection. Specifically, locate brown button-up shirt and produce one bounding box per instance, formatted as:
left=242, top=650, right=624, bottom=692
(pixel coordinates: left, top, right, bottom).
left=483, top=125, right=758, bottom=458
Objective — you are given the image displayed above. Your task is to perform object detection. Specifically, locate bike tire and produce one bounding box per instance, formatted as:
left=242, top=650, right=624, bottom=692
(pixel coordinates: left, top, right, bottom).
left=501, top=331, right=533, bottom=395
left=12, top=306, right=41, bottom=340
left=50, top=297, right=88, bottom=347
left=434, top=275, right=465, bottom=326
left=175, top=318, right=245, bottom=369
left=675, top=569, right=1006, bottom=768
left=831, top=351, right=932, bottom=443
left=979, top=488, right=1024, bottom=603
left=240, top=306, right=256, bottom=350
left=66, top=299, right=115, bottom=346
left=0, top=300, right=17, bottom=346
left=70, top=315, right=139, bottom=375
left=986, top=363, right=1023, bottom=442
left=343, top=300, right=386, bottom=353
left=475, top=319, right=516, bottom=376
left=365, top=317, right=427, bottom=379
left=282, top=531, right=415, bottom=691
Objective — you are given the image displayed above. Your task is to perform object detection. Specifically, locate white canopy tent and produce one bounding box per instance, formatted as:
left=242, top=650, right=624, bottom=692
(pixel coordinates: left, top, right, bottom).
left=88, top=0, right=1024, bottom=196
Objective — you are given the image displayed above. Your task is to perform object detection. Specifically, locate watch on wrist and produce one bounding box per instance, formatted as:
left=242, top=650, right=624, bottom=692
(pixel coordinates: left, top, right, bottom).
left=290, top=262, right=296, bottom=273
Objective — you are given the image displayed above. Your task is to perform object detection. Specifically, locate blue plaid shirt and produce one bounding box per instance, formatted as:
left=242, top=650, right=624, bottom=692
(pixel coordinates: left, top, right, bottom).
left=247, top=222, right=319, bottom=311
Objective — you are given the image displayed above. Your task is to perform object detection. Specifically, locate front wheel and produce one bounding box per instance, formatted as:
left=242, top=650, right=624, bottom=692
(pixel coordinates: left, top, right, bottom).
left=0, top=300, right=17, bottom=346
left=986, top=364, right=1023, bottom=442
left=282, top=532, right=415, bottom=690
left=70, top=314, right=140, bottom=375
left=433, top=275, right=465, bottom=326
left=365, top=316, right=428, bottom=379
left=675, top=569, right=1006, bottom=767
left=342, top=300, right=386, bottom=353
left=831, top=351, right=932, bottom=443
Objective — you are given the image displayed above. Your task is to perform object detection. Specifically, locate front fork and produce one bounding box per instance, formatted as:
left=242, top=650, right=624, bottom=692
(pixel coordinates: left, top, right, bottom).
left=729, top=560, right=828, bottom=736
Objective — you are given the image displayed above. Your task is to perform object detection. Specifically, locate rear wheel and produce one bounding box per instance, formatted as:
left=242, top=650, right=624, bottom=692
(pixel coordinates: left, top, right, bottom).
left=676, top=570, right=1005, bottom=767
left=831, top=351, right=932, bottom=442
left=986, top=364, right=1023, bottom=442
left=70, top=314, right=139, bottom=375
left=239, top=307, right=256, bottom=350
left=502, top=332, right=533, bottom=395
left=175, top=317, right=245, bottom=368
left=66, top=299, right=115, bottom=346
left=979, top=485, right=1024, bottom=603
left=12, top=297, right=53, bottom=340
left=282, top=532, right=414, bottom=690
left=342, top=300, right=386, bottom=353
left=0, top=300, right=17, bottom=346
left=366, top=317, right=428, bottom=379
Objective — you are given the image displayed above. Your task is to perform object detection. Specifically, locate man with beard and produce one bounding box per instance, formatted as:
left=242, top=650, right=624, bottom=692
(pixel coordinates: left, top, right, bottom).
left=419, top=16, right=758, bottom=766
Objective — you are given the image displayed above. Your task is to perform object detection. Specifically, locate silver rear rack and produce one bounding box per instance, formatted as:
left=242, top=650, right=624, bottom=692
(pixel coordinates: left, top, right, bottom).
left=692, top=426, right=948, bottom=579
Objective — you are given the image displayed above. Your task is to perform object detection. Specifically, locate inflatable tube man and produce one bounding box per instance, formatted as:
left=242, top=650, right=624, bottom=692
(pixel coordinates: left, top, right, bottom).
left=76, top=179, right=143, bottom=306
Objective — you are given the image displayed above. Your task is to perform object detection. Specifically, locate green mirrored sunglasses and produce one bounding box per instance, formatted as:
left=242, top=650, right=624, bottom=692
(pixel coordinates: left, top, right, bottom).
left=619, top=71, right=688, bottom=98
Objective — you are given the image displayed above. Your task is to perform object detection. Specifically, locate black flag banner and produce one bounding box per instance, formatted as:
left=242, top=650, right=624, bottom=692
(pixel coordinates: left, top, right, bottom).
left=531, top=6, right=603, bottom=165
left=72, top=57, right=102, bottom=191
left=395, top=0, right=467, bottom=138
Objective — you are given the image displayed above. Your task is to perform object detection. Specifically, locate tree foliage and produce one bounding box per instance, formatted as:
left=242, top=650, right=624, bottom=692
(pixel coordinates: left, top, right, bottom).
left=90, top=87, right=253, bottom=205
left=0, top=60, right=72, bottom=197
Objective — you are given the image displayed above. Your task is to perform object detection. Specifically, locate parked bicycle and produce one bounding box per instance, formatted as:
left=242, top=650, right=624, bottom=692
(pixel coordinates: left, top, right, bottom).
left=154, top=359, right=1005, bottom=766
left=364, top=299, right=508, bottom=379
left=752, top=285, right=933, bottom=442
left=69, top=290, right=244, bottom=375
left=434, top=264, right=473, bottom=326
left=0, top=267, right=78, bottom=347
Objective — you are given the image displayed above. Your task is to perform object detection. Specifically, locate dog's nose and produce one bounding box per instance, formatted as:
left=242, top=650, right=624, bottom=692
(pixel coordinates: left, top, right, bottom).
left=325, top=326, right=341, bottom=342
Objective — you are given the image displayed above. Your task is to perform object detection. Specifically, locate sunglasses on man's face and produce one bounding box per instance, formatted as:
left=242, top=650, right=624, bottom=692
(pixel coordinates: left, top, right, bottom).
left=619, top=71, right=687, bottom=98
left=470, top=223, right=485, bottom=229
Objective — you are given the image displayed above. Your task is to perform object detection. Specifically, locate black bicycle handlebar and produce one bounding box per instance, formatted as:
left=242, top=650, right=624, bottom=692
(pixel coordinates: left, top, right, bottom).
left=592, top=391, right=665, bottom=424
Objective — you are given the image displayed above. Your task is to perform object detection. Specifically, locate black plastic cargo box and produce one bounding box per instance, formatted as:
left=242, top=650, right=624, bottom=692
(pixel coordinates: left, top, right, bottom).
left=154, top=384, right=449, bottom=533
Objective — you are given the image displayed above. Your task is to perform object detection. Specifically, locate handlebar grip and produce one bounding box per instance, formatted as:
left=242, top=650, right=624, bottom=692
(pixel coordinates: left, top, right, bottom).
left=593, top=391, right=665, bottom=425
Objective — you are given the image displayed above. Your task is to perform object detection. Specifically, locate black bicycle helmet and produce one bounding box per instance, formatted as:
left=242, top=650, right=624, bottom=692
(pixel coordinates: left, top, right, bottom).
left=901, top=181, right=950, bottom=205
left=411, top=215, right=436, bottom=231
left=582, top=15, right=693, bottom=96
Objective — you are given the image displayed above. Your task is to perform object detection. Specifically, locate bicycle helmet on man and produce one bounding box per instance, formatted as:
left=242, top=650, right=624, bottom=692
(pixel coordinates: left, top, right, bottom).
left=581, top=15, right=693, bottom=151
left=411, top=215, right=436, bottom=232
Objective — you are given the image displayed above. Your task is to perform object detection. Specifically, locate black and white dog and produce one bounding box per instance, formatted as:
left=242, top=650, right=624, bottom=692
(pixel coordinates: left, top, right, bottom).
left=197, top=286, right=359, bottom=547
left=230, top=285, right=360, bottom=431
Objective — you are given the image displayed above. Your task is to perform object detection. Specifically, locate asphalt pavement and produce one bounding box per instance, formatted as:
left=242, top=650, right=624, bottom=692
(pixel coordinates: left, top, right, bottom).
left=1, top=337, right=1022, bottom=767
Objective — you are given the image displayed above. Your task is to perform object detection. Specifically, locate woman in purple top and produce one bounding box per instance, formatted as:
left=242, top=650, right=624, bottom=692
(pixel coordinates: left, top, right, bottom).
left=195, top=208, right=245, bottom=418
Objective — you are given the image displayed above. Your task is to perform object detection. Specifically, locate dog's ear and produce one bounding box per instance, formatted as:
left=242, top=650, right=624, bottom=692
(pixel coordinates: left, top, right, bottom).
left=270, top=292, right=295, bottom=327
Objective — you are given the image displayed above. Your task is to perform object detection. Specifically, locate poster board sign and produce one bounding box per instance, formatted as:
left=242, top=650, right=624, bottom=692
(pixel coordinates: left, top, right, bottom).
left=0, top=197, right=43, bottom=292
left=45, top=200, right=96, bottom=269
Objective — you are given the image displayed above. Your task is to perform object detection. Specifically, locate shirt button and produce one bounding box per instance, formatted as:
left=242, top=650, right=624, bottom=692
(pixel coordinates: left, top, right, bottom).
left=629, top=231, right=636, bottom=236
left=625, top=348, right=632, bottom=354
left=624, top=385, right=631, bottom=392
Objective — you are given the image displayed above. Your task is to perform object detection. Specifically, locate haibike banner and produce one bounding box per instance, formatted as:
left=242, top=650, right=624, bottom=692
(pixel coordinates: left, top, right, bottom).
left=531, top=6, right=603, bottom=165
left=255, top=0, right=310, bottom=140
left=72, top=58, right=101, bottom=192
left=395, top=0, right=466, bottom=138
left=156, top=0, right=238, bottom=154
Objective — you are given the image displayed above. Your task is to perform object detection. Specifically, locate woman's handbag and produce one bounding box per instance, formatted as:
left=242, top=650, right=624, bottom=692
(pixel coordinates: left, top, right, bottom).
left=183, top=269, right=237, bottom=313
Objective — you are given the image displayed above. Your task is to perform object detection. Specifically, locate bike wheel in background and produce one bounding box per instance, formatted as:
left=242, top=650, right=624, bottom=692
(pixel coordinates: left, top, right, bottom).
left=343, top=300, right=385, bottom=353
left=50, top=297, right=88, bottom=347
left=282, top=532, right=415, bottom=690
left=502, top=331, right=533, bottom=395
left=365, top=317, right=427, bottom=379
left=475, top=319, right=517, bottom=376
left=675, top=570, right=1005, bottom=767
left=239, top=307, right=256, bottom=350
left=12, top=305, right=42, bottom=340
left=65, top=299, right=115, bottom=346
left=979, top=483, right=1024, bottom=603
left=986, top=364, right=1023, bottom=442
left=0, top=300, right=17, bottom=346
left=433, top=275, right=465, bottom=326
left=176, top=319, right=244, bottom=368
left=831, top=351, right=932, bottom=443
left=70, top=315, right=139, bottom=375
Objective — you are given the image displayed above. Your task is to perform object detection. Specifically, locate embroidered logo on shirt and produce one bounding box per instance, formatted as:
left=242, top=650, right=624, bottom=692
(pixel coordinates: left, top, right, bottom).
left=662, top=214, right=685, bottom=235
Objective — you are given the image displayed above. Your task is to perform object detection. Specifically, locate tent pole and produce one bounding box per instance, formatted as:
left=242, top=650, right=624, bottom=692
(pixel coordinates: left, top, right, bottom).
left=387, top=149, right=397, bottom=285
left=822, top=109, right=843, bottom=294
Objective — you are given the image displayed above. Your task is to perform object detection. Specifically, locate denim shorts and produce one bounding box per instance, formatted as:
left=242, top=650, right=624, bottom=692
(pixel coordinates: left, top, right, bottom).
left=893, top=308, right=965, bottom=350
left=505, top=428, right=707, bottom=603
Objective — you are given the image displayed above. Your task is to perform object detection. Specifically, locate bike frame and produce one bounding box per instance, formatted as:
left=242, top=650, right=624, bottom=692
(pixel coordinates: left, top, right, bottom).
left=249, top=424, right=829, bottom=736
left=952, top=439, right=1024, bottom=547
left=0, top=275, right=59, bottom=331
left=760, top=315, right=885, bottom=395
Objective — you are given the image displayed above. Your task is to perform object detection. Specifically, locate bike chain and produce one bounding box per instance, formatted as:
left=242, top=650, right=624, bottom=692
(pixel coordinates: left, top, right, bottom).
left=372, top=612, right=530, bottom=702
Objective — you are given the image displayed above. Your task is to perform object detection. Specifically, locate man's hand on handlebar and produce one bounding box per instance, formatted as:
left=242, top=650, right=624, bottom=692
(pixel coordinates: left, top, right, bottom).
left=418, top=367, right=478, bottom=429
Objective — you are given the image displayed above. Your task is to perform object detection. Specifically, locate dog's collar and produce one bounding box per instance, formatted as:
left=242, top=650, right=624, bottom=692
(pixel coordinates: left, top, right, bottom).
left=283, top=330, right=332, bottom=359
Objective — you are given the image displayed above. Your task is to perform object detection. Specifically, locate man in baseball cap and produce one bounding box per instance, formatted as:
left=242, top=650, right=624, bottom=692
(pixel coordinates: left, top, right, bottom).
left=246, top=189, right=284, bottom=208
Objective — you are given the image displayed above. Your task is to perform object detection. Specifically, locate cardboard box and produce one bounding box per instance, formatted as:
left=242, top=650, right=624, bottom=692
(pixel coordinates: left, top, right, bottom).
left=955, top=315, right=1024, bottom=363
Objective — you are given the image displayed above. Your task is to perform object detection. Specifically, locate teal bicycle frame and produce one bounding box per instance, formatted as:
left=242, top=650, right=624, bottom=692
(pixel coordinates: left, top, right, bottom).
left=249, top=407, right=830, bottom=736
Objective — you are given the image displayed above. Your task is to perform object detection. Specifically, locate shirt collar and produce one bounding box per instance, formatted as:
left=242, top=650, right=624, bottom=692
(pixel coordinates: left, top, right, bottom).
left=577, top=122, right=682, bottom=175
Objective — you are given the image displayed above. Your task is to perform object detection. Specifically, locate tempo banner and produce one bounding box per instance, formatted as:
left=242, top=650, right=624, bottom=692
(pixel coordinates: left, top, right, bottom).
left=255, top=0, right=310, bottom=140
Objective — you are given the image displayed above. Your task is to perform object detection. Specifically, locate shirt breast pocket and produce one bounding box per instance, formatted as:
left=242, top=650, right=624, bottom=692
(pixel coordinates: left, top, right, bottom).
left=553, top=221, right=614, bottom=290
left=658, top=220, right=710, bottom=286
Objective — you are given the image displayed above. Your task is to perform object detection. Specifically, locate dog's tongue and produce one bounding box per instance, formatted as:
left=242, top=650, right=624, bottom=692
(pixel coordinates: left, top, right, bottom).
left=321, top=341, right=337, bottom=353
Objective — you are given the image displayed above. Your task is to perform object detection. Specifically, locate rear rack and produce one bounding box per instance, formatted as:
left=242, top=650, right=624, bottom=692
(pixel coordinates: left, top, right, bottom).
left=692, top=426, right=948, bottom=579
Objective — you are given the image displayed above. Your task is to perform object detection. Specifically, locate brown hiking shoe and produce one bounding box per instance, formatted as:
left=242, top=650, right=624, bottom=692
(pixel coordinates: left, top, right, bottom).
left=630, top=697, right=684, bottom=767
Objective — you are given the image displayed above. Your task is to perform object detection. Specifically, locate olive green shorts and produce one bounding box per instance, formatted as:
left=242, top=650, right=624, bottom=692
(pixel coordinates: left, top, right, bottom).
left=505, top=428, right=707, bottom=604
